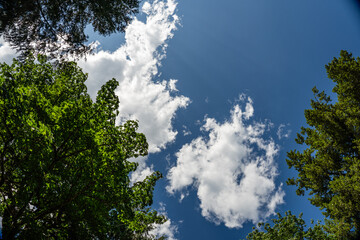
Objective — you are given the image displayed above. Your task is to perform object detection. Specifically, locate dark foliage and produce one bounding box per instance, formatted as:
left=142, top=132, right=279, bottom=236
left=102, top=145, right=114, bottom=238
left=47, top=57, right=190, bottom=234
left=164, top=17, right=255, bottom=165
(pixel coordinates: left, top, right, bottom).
left=0, top=55, right=165, bottom=239
left=244, top=211, right=331, bottom=240
left=287, top=50, right=360, bottom=239
left=0, top=0, right=140, bottom=59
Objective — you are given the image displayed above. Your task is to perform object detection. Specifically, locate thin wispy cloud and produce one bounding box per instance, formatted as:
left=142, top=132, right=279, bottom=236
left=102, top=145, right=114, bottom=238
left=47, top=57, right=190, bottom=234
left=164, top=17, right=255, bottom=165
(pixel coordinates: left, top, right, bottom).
left=277, top=124, right=291, bottom=140
left=167, top=96, right=284, bottom=228
left=182, top=125, right=192, bottom=136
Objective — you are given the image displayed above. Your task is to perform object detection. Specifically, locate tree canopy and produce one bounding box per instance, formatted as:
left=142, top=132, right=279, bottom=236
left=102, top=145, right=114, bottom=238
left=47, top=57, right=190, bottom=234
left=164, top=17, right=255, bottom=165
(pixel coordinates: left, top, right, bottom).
left=0, top=0, right=140, bottom=58
left=0, top=55, right=165, bottom=239
left=244, top=50, right=360, bottom=239
left=244, top=211, right=331, bottom=240
left=286, top=50, right=360, bottom=239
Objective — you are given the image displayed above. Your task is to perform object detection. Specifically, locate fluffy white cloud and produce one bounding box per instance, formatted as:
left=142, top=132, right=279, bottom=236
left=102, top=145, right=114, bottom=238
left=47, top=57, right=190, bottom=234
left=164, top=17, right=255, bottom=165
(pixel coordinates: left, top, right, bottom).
left=149, top=203, right=178, bottom=240
left=0, top=38, right=18, bottom=64
left=129, top=156, right=155, bottom=185
left=0, top=0, right=187, bottom=184
left=78, top=0, right=189, bottom=153
left=167, top=96, right=284, bottom=228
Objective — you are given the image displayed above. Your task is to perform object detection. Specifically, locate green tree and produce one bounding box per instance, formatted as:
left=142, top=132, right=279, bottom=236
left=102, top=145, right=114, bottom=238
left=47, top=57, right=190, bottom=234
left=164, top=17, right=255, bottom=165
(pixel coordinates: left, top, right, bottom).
left=244, top=211, right=331, bottom=240
left=0, top=0, right=140, bottom=58
left=286, top=50, right=360, bottom=239
left=0, top=56, right=165, bottom=239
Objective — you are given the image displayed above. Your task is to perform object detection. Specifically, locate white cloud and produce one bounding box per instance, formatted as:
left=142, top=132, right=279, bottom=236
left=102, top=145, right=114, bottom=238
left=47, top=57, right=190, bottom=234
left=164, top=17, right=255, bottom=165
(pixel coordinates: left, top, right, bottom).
left=130, top=156, right=154, bottom=184
left=0, top=38, right=18, bottom=64
left=149, top=203, right=178, bottom=240
left=277, top=124, right=291, bottom=140
left=167, top=96, right=284, bottom=228
left=182, top=125, right=192, bottom=136
left=78, top=0, right=189, bottom=154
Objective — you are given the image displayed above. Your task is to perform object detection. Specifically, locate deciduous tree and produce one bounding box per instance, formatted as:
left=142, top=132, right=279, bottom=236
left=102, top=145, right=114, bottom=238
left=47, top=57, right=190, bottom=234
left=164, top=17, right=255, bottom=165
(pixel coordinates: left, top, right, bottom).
left=244, top=211, right=331, bottom=240
left=0, top=55, right=165, bottom=239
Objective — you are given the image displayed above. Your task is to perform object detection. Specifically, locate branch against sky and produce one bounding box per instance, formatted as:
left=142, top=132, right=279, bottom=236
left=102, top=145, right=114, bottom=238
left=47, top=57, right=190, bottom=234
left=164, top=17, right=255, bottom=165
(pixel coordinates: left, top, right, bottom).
left=149, top=203, right=179, bottom=240
left=0, top=0, right=140, bottom=59
left=287, top=51, right=360, bottom=239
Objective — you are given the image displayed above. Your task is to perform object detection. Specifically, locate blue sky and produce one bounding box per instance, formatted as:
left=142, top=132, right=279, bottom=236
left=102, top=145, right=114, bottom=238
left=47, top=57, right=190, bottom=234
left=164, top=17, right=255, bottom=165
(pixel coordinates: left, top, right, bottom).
left=80, top=1, right=360, bottom=239
left=1, top=0, right=360, bottom=239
